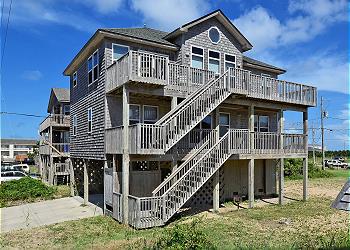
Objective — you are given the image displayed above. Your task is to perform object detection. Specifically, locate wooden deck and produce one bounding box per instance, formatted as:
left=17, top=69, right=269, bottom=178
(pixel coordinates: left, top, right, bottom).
left=106, top=51, right=317, bottom=107
left=39, top=114, right=70, bottom=132
left=105, top=127, right=306, bottom=157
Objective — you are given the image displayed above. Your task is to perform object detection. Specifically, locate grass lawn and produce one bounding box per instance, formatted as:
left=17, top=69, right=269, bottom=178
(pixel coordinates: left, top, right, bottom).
left=0, top=178, right=71, bottom=208
left=1, top=176, right=349, bottom=249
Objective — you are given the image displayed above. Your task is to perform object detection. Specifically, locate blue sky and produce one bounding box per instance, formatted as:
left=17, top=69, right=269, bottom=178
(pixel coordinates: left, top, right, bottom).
left=0, top=0, right=348, bottom=150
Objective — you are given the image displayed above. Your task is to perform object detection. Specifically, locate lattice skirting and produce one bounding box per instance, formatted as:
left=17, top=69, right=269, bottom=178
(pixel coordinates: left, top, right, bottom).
left=71, top=158, right=104, bottom=195
left=185, top=168, right=225, bottom=207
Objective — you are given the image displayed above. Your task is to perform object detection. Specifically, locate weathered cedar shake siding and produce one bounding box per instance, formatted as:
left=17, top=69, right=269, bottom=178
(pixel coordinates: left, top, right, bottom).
left=70, top=43, right=106, bottom=160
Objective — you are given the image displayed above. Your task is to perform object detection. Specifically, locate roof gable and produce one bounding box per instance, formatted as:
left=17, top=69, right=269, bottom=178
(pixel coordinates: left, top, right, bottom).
left=164, top=9, right=253, bottom=51
left=47, top=88, right=70, bottom=113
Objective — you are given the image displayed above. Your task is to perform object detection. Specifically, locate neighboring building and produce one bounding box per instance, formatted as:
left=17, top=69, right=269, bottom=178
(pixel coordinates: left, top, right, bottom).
left=1, top=138, right=37, bottom=164
left=39, top=88, right=70, bottom=185
left=63, top=10, right=317, bottom=228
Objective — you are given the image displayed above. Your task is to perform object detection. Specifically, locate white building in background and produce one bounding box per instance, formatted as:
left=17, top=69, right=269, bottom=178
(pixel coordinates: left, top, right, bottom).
left=1, top=138, right=37, bottom=163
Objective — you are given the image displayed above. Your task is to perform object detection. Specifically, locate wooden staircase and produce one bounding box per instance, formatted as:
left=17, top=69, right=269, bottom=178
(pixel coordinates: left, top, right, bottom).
left=155, top=70, right=233, bottom=152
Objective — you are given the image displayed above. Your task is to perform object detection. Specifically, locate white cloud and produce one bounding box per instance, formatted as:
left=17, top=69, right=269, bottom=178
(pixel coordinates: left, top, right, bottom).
left=281, top=51, right=349, bottom=94
left=233, top=0, right=348, bottom=52
left=130, top=0, right=211, bottom=31
left=9, top=0, right=102, bottom=32
left=22, top=70, right=43, bottom=81
left=77, top=0, right=123, bottom=14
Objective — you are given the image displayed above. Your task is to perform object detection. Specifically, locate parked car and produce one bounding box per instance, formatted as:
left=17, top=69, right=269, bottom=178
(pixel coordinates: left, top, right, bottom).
left=334, top=157, right=345, bottom=162
left=326, top=160, right=347, bottom=168
left=11, top=164, right=30, bottom=173
left=29, top=173, right=41, bottom=179
left=0, top=171, right=28, bottom=182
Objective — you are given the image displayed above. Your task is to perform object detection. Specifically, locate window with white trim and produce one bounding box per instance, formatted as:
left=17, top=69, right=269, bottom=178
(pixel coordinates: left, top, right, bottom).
left=87, top=108, right=93, bottom=134
left=208, top=27, right=220, bottom=44
left=88, top=50, right=99, bottom=85
left=254, top=115, right=269, bottom=132
left=208, top=50, right=220, bottom=74
left=225, top=54, right=236, bottom=70
left=73, top=71, right=77, bottom=87
left=129, top=105, right=140, bottom=125
left=191, top=46, right=204, bottom=69
left=73, top=115, right=77, bottom=136
left=143, top=105, right=158, bottom=124
left=112, top=44, right=129, bottom=61
left=219, top=113, right=230, bottom=137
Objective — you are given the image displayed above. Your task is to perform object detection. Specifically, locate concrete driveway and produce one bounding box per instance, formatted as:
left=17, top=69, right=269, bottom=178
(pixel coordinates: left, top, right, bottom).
left=1, top=196, right=103, bottom=233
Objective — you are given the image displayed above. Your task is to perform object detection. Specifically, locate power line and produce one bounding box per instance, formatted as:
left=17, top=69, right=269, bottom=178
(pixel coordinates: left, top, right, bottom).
left=327, top=116, right=349, bottom=121
left=0, top=111, right=47, bottom=118
left=1, top=0, right=12, bottom=70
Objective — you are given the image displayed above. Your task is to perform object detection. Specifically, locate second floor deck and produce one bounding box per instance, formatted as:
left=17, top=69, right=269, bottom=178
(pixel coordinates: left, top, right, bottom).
left=39, top=114, right=70, bottom=132
left=106, top=51, right=317, bottom=107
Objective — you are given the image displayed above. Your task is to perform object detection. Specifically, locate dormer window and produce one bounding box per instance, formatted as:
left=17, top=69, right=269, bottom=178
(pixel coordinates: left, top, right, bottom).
left=208, top=27, right=220, bottom=44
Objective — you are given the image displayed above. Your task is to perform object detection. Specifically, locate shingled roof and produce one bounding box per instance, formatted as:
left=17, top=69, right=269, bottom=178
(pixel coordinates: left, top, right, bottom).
left=1, top=138, right=37, bottom=145
left=100, top=27, right=176, bottom=47
left=52, top=88, right=70, bottom=102
left=332, top=179, right=350, bottom=211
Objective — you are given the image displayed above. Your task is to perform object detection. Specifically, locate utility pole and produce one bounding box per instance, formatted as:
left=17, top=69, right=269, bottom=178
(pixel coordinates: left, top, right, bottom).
left=320, top=97, right=325, bottom=170
left=311, top=125, right=316, bottom=166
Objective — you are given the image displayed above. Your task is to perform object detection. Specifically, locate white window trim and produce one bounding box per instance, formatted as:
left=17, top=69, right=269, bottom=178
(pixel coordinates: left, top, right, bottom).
left=112, top=43, right=129, bottom=61
left=129, top=104, right=141, bottom=123
left=143, top=105, right=159, bottom=123
left=87, top=108, right=93, bottom=134
left=219, top=112, right=230, bottom=126
left=208, top=49, right=221, bottom=74
left=190, top=45, right=204, bottom=69
left=224, top=53, right=236, bottom=70
left=259, top=115, right=269, bottom=132
left=208, top=26, right=221, bottom=44
left=73, top=115, right=77, bottom=136
left=88, top=49, right=99, bottom=86
left=73, top=71, right=77, bottom=88
left=63, top=105, right=70, bottom=115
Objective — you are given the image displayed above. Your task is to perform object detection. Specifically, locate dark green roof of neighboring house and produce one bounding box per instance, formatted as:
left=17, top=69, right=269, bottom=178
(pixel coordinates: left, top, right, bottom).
left=52, top=88, right=70, bottom=102
left=100, top=27, right=176, bottom=47
left=1, top=138, right=37, bottom=145
left=243, top=56, right=286, bottom=73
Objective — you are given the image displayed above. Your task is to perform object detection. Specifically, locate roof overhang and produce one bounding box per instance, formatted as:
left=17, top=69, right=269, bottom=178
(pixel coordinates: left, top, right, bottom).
left=164, top=10, right=253, bottom=52
left=243, top=61, right=286, bottom=75
left=63, top=30, right=178, bottom=76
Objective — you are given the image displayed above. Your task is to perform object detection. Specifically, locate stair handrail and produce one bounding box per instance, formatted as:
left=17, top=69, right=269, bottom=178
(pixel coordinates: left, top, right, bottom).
left=155, top=69, right=230, bottom=126
left=152, top=129, right=218, bottom=197
left=161, top=129, right=230, bottom=198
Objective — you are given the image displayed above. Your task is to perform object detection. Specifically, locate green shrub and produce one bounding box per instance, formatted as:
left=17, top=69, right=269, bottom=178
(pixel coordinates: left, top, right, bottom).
left=150, top=218, right=216, bottom=250
left=0, top=177, right=56, bottom=206
left=284, top=159, right=334, bottom=179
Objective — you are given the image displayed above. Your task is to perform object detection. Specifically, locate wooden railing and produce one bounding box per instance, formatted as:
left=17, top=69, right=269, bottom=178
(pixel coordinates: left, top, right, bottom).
left=105, top=126, right=123, bottom=154
left=52, top=143, right=70, bottom=153
left=129, top=124, right=164, bottom=154
left=39, top=114, right=70, bottom=132
left=283, top=134, right=305, bottom=154
left=106, top=51, right=316, bottom=106
left=54, top=163, right=69, bottom=174
left=153, top=129, right=218, bottom=197
left=128, top=195, right=164, bottom=229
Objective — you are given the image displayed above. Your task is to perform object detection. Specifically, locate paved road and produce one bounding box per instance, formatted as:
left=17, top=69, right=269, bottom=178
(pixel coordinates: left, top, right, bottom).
left=1, top=197, right=103, bottom=233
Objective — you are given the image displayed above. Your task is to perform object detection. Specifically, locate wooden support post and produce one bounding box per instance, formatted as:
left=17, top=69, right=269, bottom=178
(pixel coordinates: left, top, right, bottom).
left=248, top=159, right=254, bottom=208
left=122, top=85, right=130, bottom=224
left=171, top=96, right=177, bottom=110
left=212, top=108, right=220, bottom=212
left=213, top=171, right=220, bottom=212
left=83, top=160, right=89, bottom=205
left=248, top=106, right=254, bottom=153
left=104, top=159, right=108, bottom=214
left=70, top=159, right=75, bottom=197
left=303, top=110, right=308, bottom=201
left=279, top=159, right=284, bottom=205
left=171, top=159, right=178, bottom=173
left=49, top=124, right=54, bottom=185
left=279, top=110, right=284, bottom=154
